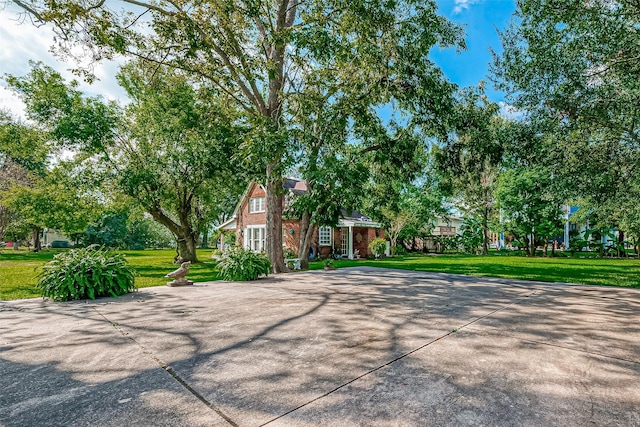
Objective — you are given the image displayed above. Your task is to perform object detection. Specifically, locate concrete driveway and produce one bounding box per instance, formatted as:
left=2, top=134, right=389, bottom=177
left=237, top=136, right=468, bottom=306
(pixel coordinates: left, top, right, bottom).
left=1, top=267, right=639, bottom=426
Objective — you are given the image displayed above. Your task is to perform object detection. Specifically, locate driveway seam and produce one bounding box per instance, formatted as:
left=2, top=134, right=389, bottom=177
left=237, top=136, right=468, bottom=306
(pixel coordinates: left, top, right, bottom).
left=90, top=306, right=239, bottom=427
left=260, top=288, right=540, bottom=426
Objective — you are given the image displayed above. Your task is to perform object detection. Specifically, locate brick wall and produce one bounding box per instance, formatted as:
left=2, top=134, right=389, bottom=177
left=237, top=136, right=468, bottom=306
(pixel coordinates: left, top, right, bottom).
left=236, top=183, right=267, bottom=245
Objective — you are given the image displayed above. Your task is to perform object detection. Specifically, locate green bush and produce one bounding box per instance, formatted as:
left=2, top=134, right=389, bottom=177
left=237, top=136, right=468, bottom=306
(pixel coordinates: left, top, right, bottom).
left=217, top=246, right=271, bottom=281
left=37, top=245, right=136, bottom=301
left=368, top=238, right=387, bottom=259
left=283, top=247, right=297, bottom=259
left=394, top=245, right=407, bottom=256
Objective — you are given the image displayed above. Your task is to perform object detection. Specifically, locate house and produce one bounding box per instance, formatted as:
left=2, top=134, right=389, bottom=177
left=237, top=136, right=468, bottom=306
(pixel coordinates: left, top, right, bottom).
left=218, top=179, right=385, bottom=259
left=431, top=215, right=463, bottom=238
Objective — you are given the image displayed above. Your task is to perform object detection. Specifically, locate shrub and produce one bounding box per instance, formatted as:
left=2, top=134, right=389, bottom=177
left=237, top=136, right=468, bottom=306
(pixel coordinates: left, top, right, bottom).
left=37, top=245, right=136, bottom=301
left=217, top=246, right=271, bottom=281
left=283, top=247, right=297, bottom=259
left=368, top=238, right=387, bottom=259
left=211, top=248, right=223, bottom=257
left=394, top=245, right=407, bottom=256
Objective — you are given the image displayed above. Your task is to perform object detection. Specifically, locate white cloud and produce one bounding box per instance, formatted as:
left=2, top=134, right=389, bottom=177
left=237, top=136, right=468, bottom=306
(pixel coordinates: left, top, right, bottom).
left=0, top=6, right=128, bottom=119
left=453, top=0, right=481, bottom=14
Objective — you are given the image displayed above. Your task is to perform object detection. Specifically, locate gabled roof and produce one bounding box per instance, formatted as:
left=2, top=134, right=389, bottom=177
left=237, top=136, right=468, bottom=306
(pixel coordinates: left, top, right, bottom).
left=231, top=180, right=262, bottom=218
left=230, top=178, right=306, bottom=219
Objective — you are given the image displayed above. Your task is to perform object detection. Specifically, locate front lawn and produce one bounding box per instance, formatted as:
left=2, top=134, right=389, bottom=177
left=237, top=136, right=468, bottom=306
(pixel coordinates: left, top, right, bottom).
left=2, top=249, right=639, bottom=301
left=0, top=248, right=220, bottom=300
left=309, top=254, right=640, bottom=288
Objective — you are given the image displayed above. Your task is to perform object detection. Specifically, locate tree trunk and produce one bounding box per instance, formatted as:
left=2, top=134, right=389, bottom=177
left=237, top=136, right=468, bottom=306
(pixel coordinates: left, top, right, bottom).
left=297, top=211, right=314, bottom=270
left=389, top=234, right=397, bottom=257
left=530, top=234, right=536, bottom=257
left=551, top=237, right=556, bottom=257
left=148, top=206, right=199, bottom=263
left=482, top=205, right=489, bottom=255
left=543, top=236, right=549, bottom=257
left=266, top=162, right=286, bottom=273
left=177, top=234, right=198, bottom=263
left=32, top=227, right=41, bottom=252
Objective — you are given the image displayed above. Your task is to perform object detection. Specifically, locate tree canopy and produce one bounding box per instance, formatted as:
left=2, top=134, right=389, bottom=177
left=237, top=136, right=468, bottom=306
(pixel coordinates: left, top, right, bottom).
left=10, top=0, right=465, bottom=270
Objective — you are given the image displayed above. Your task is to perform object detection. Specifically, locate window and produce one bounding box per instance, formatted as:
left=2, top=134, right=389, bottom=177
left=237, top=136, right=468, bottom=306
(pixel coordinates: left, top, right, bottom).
left=249, top=197, right=265, bottom=213
left=319, top=226, right=332, bottom=246
left=246, top=227, right=266, bottom=252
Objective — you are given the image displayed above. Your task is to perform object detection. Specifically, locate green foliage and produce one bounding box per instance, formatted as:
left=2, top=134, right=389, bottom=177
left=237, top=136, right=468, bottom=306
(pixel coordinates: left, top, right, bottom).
left=82, top=210, right=173, bottom=249
left=283, top=247, right=297, bottom=259
left=494, top=0, right=640, bottom=241
left=216, top=247, right=271, bottom=281
left=496, top=167, right=564, bottom=256
left=430, top=235, right=461, bottom=253
left=7, top=62, right=247, bottom=263
left=9, top=0, right=467, bottom=272
left=211, top=249, right=223, bottom=257
left=434, top=85, right=503, bottom=255
left=368, top=238, right=387, bottom=258
left=36, top=246, right=136, bottom=301
left=393, top=245, right=407, bottom=256
left=460, top=216, right=484, bottom=254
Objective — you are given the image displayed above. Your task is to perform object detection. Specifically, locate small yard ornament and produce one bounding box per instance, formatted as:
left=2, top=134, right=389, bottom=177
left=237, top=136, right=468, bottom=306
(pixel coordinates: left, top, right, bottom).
left=165, top=261, right=193, bottom=287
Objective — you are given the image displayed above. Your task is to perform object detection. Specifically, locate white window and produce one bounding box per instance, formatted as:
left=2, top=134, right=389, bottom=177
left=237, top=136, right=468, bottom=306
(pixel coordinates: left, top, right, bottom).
left=249, top=197, right=265, bottom=213
left=245, top=227, right=266, bottom=252
left=319, top=226, right=332, bottom=246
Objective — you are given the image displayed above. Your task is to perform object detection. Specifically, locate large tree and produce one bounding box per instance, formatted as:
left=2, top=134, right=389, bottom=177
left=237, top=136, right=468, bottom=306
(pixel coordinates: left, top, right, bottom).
left=9, top=0, right=464, bottom=272
left=6, top=63, right=245, bottom=261
left=0, top=110, right=49, bottom=248
left=435, top=85, right=503, bottom=255
left=493, top=0, right=640, bottom=238
left=496, top=166, right=564, bottom=256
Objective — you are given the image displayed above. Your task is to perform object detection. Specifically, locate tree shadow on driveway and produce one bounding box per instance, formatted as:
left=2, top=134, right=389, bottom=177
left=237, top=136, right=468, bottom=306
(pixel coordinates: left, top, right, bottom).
left=1, top=267, right=639, bottom=426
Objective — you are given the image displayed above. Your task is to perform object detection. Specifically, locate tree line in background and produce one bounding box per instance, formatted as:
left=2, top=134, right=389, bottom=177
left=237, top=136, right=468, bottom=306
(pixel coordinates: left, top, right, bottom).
left=1, top=0, right=639, bottom=263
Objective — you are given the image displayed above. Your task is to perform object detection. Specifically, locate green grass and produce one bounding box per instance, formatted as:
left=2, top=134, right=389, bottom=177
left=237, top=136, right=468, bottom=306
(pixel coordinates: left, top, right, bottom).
left=309, top=254, right=640, bottom=288
left=2, top=249, right=639, bottom=301
left=0, top=248, right=221, bottom=300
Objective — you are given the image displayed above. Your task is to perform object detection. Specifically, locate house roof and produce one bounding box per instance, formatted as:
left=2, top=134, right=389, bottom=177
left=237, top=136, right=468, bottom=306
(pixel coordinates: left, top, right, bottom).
left=283, top=178, right=307, bottom=194
left=218, top=217, right=236, bottom=231
left=341, top=209, right=373, bottom=222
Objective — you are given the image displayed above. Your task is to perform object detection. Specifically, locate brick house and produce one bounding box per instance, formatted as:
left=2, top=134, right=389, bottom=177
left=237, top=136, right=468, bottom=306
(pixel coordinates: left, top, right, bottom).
left=218, top=179, right=385, bottom=259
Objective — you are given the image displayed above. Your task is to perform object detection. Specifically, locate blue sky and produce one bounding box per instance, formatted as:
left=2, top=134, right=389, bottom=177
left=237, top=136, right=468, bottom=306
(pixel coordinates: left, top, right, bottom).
left=433, top=0, right=516, bottom=102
